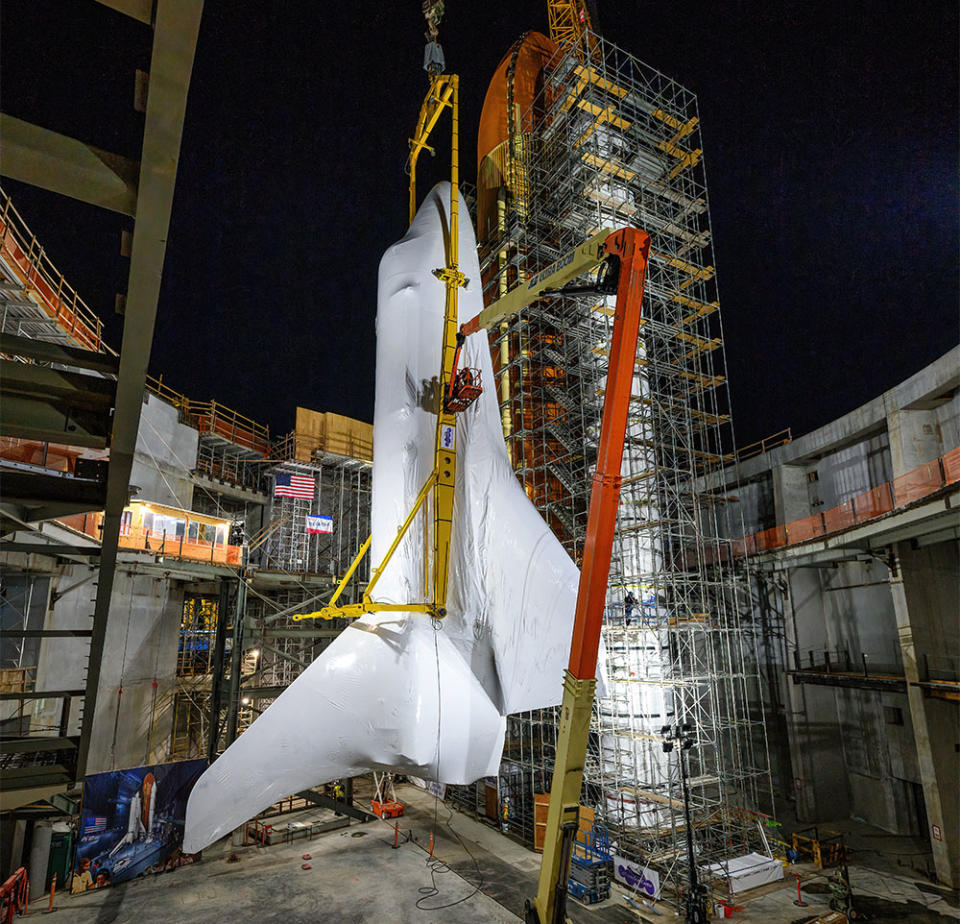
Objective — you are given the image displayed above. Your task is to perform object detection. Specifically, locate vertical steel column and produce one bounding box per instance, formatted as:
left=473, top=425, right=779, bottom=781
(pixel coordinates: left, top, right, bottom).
left=223, top=571, right=248, bottom=747
left=206, top=578, right=230, bottom=762
left=76, top=0, right=204, bottom=779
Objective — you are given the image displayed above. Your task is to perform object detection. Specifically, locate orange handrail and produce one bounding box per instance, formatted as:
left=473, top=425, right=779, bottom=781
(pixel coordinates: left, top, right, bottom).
left=709, top=451, right=956, bottom=564
left=0, top=187, right=113, bottom=356
left=735, top=427, right=792, bottom=462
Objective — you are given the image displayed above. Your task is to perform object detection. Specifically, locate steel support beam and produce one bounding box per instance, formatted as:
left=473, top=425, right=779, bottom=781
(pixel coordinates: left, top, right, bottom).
left=95, top=0, right=153, bottom=23
left=0, top=115, right=139, bottom=216
left=0, top=690, right=85, bottom=702
left=206, top=578, right=231, bottom=762
left=1, top=360, right=114, bottom=448
left=296, top=789, right=373, bottom=824
left=77, top=0, right=205, bottom=780
left=223, top=572, right=247, bottom=747
left=0, top=332, right=119, bottom=374
left=0, top=543, right=100, bottom=558
left=0, top=629, right=92, bottom=639
left=890, top=551, right=958, bottom=887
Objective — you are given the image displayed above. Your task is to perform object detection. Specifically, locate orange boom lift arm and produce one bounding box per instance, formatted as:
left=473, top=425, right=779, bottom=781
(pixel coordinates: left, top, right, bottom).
left=463, top=226, right=652, bottom=924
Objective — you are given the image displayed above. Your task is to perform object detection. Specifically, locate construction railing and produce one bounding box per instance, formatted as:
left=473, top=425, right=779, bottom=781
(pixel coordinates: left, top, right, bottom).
left=188, top=399, right=271, bottom=456
left=274, top=429, right=374, bottom=465
left=735, top=427, right=792, bottom=463
left=144, top=376, right=272, bottom=457
left=0, top=187, right=113, bottom=355
left=713, top=446, right=959, bottom=562
left=61, top=512, right=242, bottom=566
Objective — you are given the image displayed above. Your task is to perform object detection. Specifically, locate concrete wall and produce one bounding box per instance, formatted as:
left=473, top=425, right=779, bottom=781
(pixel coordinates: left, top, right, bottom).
left=83, top=569, right=184, bottom=773
left=810, top=433, right=891, bottom=510
left=130, top=392, right=199, bottom=509
left=781, top=559, right=929, bottom=836
left=717, top=350, right=959, bottom=878
left=935, top=391, right=960, bottom=451
left=32, top=565, right=185, bottom=771
left=899, top=539, right=960, bottom=881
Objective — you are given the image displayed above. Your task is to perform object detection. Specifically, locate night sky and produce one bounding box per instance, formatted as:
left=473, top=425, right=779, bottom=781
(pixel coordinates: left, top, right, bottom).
left=2, top=1, right=956, bottom=445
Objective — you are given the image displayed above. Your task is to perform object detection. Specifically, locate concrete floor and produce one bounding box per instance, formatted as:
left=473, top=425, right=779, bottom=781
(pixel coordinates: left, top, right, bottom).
left=49, top=782, right=960, bottom=923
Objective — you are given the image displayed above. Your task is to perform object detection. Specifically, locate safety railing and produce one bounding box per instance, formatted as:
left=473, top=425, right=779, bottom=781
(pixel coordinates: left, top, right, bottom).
left=275, top=429, right=374, bottom=464
left=710, top=447, right=959, bottom=563
left=735, top=427, right=792, bottom=463
left=61, top=513, right=242, bottom=566
left=0, top=187, right=113, bottom=355
left=144, top=376, right=272, bottom=457
left=188, top=399, right=271, bottom=456
left=792, top=648, right=903, bottom=678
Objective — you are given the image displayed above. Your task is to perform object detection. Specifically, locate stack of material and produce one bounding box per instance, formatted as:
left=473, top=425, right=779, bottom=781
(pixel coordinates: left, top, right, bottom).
left=292, top=407, right=373, bottom=462
left=704, top=852, right=783, bottom=894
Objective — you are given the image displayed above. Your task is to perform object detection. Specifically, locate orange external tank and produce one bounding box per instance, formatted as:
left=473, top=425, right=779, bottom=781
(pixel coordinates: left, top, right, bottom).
left=476, top=31, right=558, bottom=246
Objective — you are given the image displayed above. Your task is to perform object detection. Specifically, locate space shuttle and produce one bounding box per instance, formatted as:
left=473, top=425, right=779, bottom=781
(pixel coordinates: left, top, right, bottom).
left=182, top=183, right=602, bottom=854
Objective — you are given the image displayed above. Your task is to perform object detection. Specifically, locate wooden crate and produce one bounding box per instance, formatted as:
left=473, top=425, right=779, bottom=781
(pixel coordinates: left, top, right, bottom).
left=534, top=793, right=550, bottom=852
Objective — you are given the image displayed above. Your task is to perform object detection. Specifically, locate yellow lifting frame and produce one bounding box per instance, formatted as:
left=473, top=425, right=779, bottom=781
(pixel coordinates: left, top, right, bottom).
left=293, top=472, right=437, bottom=622
left=407, top=74, right=457, bottom=226
left=297, top=74, right=465, bottom=625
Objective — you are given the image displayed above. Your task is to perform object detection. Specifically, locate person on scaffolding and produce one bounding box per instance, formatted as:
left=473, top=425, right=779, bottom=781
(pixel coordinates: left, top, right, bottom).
left=623, top=591, right=637, bottom=626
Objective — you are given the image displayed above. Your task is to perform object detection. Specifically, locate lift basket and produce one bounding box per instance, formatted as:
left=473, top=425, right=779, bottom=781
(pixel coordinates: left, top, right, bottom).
left=444, top=367, right=483, bottom=412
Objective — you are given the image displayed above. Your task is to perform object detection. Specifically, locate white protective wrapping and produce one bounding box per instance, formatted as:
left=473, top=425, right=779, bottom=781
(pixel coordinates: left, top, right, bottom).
left=182, top=183, right=599, bottom=853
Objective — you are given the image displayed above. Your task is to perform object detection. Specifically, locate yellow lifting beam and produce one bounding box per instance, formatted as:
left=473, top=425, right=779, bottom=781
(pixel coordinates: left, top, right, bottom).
left=298, top=74, right=465, bottom=626
left=407, top=74, right=457, bottom=226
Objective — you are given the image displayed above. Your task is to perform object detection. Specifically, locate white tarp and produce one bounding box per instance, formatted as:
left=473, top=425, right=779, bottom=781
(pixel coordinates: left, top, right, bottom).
left=705, top=852, right=784, bottom=894
left=182, top=183, right=601, bottom=853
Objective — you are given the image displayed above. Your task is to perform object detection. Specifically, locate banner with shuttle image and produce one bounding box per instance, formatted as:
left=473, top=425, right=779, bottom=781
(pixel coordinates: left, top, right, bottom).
left=71, top=759, right=206, bottom=893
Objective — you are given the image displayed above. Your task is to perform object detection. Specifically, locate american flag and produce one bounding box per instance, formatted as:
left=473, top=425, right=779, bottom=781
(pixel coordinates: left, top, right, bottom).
left=85, top=816, right=107, bottom=833
left=274, top=472, right=314, bottom=499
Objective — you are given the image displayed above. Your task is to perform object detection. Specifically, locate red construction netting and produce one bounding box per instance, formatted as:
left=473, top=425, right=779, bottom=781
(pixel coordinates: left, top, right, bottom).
left=852, top=483, right=894, bottom=521
left=941, top=447, right=960, bottom=485
left=755, top=525, right=787, bottom=552
left=823, top=500, right=856, bottom=533
left=738, top=448, right=956, bottom=559
left=892, top=460, right=943, bottom=507
left=785, top=513, right=825, bottom=544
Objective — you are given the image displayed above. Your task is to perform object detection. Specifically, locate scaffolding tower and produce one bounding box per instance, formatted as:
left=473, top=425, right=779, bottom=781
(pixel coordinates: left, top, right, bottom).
left=461, top=33, right=774, bottom=899
left=247, top=449, right=372, bottom=714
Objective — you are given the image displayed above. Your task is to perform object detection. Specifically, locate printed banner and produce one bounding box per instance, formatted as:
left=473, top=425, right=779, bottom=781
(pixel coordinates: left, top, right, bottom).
left=306, top=515, right=334, bottom=534
left=72, top=759, right=206, bottom=894
left=613, top=853, right=660, bottom=898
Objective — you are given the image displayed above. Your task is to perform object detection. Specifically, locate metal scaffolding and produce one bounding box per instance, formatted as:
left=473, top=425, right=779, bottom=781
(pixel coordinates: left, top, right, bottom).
left=246, top=451, right=372, bottom=712
left=262, top=454, right=371, bottom=577
left=456, top=33, right=774, bottom=900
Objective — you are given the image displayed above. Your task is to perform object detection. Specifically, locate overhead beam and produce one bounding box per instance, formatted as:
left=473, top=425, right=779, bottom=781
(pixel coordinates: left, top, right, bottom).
left=78, top=0, right=205, bottom=780
left=0, top=544, right=100, bottom=559
left=0, top=629, right=93, bottom=638
left=0, top=332, right=119, bottom=375
left=95, top=0, right=153, bottom=24
left=0, top=782, right=70, bottom=814
left=0, top=690, right=85, bottom=702
left=0, top=737, right=78, bottom=754
left=0, top=115, right=139, bottom=216
left=0, top=471, right=107, bottom=514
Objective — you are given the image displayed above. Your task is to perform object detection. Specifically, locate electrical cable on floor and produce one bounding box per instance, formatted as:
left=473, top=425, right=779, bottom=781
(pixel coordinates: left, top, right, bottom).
left=406, top=622, right=486, bottom=911
left=415, top=801, right=486, bottom=912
